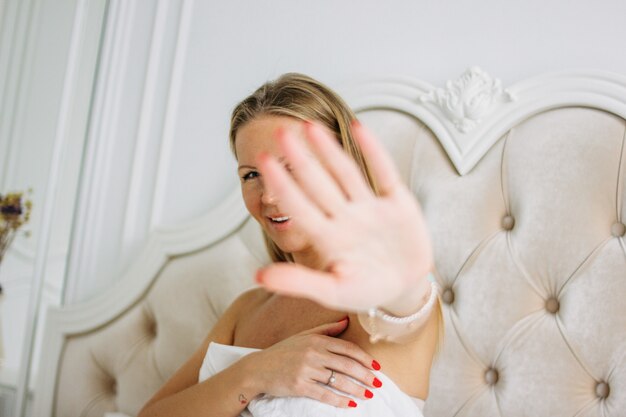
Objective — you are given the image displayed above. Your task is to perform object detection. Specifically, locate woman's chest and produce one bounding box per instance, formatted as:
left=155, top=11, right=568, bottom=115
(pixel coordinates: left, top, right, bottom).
left=233, top=295, right=343, bottom=349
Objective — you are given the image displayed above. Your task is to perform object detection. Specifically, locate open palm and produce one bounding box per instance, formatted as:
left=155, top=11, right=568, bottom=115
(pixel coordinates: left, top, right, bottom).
left=256, top=121, right=434, bottom=312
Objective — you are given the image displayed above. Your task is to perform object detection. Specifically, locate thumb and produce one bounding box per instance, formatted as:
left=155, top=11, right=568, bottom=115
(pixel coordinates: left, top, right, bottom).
left=256, top=263, right=340, bottom=309
left=299, top=317, right=349, bottom=337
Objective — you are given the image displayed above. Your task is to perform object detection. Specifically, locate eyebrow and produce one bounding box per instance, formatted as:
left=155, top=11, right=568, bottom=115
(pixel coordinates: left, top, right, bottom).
left=237, top=157, right=287, bottom=171
left=238, top=164, right=256, bottom=171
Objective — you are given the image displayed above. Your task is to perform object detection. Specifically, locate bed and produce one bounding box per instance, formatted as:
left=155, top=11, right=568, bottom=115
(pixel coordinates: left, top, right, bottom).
left=32, top=68, right=626, bottom=417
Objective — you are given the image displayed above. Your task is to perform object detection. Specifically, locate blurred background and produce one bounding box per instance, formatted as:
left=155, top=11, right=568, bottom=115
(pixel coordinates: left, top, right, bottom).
left=1, top=0, right=625, bottom=414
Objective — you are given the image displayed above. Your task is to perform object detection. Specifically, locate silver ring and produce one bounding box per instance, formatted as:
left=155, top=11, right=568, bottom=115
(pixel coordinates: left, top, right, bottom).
left=326, top=370, right=336, bottom=386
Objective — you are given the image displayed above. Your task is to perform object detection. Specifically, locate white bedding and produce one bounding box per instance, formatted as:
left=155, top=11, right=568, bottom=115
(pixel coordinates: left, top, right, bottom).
left=199, top=342, right=425, bottom=417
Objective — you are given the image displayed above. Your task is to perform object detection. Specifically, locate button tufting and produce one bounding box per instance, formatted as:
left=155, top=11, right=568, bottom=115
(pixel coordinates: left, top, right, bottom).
left=485, top=368, right=499, bottom=385
left=502, top=215, right=515, bottom=231
left=442, top=288, right=455, bottom=305
left=611, top=222, right=625, bottom=237
left=545, top=297, right=560, bottom=314
left=595, top=381, right=610, bottom=399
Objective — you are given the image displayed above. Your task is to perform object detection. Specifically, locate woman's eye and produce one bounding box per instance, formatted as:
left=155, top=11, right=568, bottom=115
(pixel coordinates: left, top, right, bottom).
left=242, top=171, right=260, bottom=181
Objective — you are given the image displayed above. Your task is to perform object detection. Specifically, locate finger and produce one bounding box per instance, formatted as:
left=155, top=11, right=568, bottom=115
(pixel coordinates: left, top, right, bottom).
left=298, top=318, right=349, bottom=337
left=257, top=152, right=327, bottom=234
left=313, top=369, right=374, bottom=401
left=256, top=263, right=341, bottom=309
left=304, top=122, right=372, bottom=201
left=351, top=120, right=403, bottom=196
left=323, top=337, right=381, bottom=372
left=321, top=352, right=381, bottom=389
left=306, top=383, right=359, bottom=409
left=277, top=127, right=346, bottom=215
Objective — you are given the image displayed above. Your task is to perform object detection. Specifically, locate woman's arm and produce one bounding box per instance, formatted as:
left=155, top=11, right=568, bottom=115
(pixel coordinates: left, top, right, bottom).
left=138, top=290, right=382, bottom=416
left=137, top=289, right=261, bottom=417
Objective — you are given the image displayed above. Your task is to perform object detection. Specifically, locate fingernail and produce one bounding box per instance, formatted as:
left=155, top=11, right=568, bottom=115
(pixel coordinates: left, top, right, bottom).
left=255, top=270, right=264, bottom=284
left=364, top=389, right=373, bottom=399
left=336, top=315, right=349, bottom=323
left=371, top=360, right=381, bottom=370
left=348, top=400, right=357, bottom=408
left=373, top=377, right=382, bottom=388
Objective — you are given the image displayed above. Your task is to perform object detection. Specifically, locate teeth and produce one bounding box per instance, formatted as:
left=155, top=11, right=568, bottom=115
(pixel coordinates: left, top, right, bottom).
left=270, top=216, right=290, bottom=223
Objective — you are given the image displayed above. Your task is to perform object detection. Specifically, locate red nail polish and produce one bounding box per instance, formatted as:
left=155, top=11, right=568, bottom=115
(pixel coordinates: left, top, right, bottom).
left=372, top=360, right=381, bottom=370
left=255, top=270, right=264, bottom=284
left=365, top=389, right=373, bottom=399
left=336, top=315, right=349, bottom=323
left=348, top=400, right=357, bottom=408
left=373, top=377, right=382, bottom=388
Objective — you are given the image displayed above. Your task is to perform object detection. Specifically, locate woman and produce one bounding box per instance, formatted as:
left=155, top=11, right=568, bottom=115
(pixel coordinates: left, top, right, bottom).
left=138, top=73, right=442, bottom=416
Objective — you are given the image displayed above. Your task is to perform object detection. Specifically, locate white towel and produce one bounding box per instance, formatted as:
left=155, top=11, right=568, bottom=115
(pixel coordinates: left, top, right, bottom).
left=199, top=342, right=425, bottom=417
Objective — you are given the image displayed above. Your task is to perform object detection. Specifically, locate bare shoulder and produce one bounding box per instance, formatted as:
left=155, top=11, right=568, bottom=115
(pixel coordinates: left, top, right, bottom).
left=233, top=286, right=271, bottom=312
left=138, top=286, right=269, bottom=412
left=207, top=287, right=265, bottom=342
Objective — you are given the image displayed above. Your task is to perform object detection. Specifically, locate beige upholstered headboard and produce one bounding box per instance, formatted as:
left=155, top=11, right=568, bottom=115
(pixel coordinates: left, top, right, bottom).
left=34, top=69, right=626, bottom=417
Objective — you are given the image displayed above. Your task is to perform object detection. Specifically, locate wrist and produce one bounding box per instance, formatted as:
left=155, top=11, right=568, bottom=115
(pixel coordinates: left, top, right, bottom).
left=236, top=351, right=265, bottom=398
left=380, top=270, right=433, bottom=317
left=358, top=275, right=439, bottom=343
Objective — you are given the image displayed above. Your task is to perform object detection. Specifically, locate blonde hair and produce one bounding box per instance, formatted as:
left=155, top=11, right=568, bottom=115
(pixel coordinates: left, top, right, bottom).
left=229, top=73, right=378, bottom=263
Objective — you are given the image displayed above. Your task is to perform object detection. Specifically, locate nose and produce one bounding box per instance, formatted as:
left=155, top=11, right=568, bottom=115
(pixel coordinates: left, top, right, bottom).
left=260, top=183, right=278, bottom=205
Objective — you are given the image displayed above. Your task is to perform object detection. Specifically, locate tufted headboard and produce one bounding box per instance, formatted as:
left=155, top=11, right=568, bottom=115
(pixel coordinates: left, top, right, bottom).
left=34, top=69, right=626, bottom=417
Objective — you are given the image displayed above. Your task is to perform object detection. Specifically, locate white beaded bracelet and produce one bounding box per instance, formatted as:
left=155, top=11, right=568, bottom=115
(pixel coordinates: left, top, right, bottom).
left=358, top=275, right=440, bottom=343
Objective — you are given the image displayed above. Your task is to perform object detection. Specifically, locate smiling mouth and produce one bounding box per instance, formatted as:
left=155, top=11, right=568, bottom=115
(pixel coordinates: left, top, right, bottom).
left=268, top=216, right=290, bottom=224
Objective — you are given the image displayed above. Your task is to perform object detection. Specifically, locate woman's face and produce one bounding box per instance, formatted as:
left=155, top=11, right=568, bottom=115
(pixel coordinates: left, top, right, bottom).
left=235, top=115, right=314, bottom=256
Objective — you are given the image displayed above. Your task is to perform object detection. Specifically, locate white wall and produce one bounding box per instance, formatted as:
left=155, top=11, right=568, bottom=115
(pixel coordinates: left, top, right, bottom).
left=1, top=0, right=625, bottom=413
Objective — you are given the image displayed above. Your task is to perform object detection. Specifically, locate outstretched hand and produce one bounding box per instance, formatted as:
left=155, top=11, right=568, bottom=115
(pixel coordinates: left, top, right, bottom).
left=255, top=121, right=433, bottom=313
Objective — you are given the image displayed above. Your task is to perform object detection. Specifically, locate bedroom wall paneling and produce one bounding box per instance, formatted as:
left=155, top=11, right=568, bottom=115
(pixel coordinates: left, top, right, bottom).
left=0, top=0, right=39, bottom=389
left=0, top=0, right=107, bottom=415
left=62, top=0, right=193, bottom=306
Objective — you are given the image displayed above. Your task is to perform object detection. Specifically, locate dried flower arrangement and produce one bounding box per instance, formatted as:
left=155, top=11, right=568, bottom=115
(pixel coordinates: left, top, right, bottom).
left=0, top=190, right=32, bottom=294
